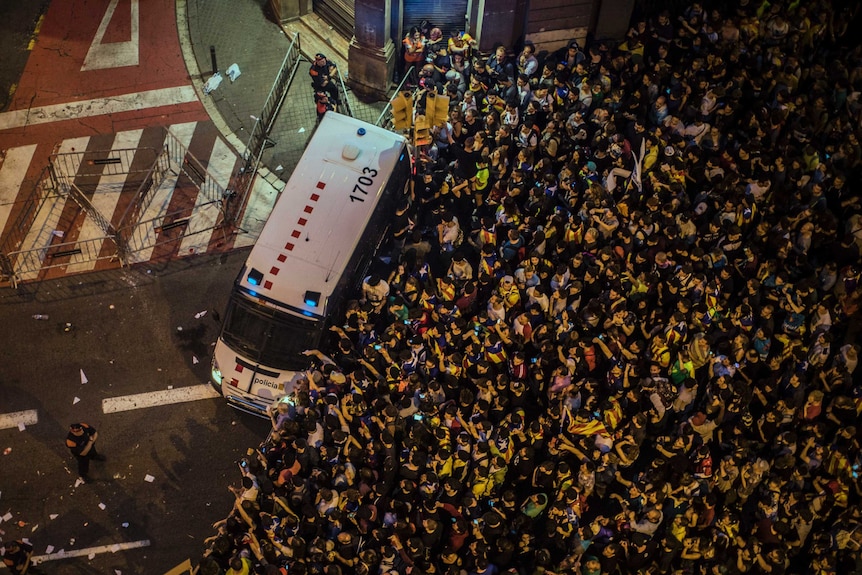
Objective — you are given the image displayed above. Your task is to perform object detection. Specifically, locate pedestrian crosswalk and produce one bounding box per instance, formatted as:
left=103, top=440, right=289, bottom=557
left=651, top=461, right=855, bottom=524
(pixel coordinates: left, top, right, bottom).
left=0, top=121, right=274, bottom=284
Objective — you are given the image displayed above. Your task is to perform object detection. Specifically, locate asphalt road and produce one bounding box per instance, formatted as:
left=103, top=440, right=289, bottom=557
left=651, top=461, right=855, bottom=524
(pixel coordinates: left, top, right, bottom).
left=0, top=0, right=48, bottom=111
left=0, top=251, right=272, bottom=574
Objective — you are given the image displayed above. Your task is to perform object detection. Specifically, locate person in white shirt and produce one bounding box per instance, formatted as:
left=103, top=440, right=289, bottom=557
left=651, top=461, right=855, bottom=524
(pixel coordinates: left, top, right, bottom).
left=362, top=275, right=390, bottom=313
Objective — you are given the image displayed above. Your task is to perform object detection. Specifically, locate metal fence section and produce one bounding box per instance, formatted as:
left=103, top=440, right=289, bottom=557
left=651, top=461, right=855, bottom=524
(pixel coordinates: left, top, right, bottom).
left=0, top=130, right=235, bottom=287
left=7, top=236, right=120, bottom=286
left=116, top=128, right=232, bottom=263
left=0, top=166, right=56, bottom=285
left=50, top=147, right=156, bottom=183
left=231, top=33, right=303, bottom=224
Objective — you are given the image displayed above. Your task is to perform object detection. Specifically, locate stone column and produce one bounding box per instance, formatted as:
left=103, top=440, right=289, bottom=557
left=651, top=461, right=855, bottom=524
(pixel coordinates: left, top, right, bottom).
left=348, top=0, right=395, bottom=101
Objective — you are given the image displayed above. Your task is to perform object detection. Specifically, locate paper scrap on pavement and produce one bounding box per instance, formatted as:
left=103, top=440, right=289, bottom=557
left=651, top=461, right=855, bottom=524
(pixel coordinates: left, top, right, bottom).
left=202, top=72, right=222, bottom=95
left=46, top=545, right=55, bottom=553
left=74, top=477, right=85, bottom=487
left=88, top=552, right=96, bottom=559
left=226, top=63, right=241, bottom=82
left=194, top=310, right=207, bottom=319
left=110, top=544, right=121, bottom=553
left=73, top=397, right=81, bottom=405
left=80, top=369, right=88, bottom=384
left=122, top=522, right=129, bottom=528
left=1, top=512, right=12, bottom=522
left=98, top=503, right=106, bottom=510
left=50, top=514, right=58, bottom=520
left=276, top=165, right=283, bottom=171
left=144, top=474, right=155, bottom=483
left=18, top=422, right=26, bottom=431
left=31, top=524, right=39, bottom=532
left=298, top=127, right=306, bottom=133
left=115, top=570, right=122, bottom=575
left=192, top=356, right=199, bottom=365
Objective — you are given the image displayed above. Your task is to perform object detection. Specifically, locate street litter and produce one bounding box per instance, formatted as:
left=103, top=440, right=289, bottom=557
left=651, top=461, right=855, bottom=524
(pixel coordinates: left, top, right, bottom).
left=31, top=524, right=38, bottom=533
left=18, top=422, right=26, bottom=431
left=2, top=512, right=13, bottom=522
left=122, top=522, right=129, bottom=528
left=73, top=397, right=81, bottom=405
left=202, top=72, right=223, bottom=95
left=193, top=356, right=200, bottom=365
left=298, top=127, right=306, bottom=133
left=98, top=503, right=106, bottom=510
left=46, top=545, right=54, bottom=553
left=74, top=477, right=85, bottom=487
left=276, top=165, right=283, bottom=171
left=195, top=310, right=207, bottom=319
left=3, top=447, right=12, bottom=455
left=226, top=63, right=241, bottom=82
left=80, top=369, right=88, bottom=384
left=88, top=552, right=95, bottom=559
left=144, top=474, right=155, bottom=483
left=177, top=326, right=183, bottom=331
left=50, top=514, right=58, bottom=520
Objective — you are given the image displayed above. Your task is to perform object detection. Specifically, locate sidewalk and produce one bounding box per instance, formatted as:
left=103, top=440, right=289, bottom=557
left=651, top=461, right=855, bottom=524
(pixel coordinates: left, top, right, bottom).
left=181, top=0, right=388, bottom=180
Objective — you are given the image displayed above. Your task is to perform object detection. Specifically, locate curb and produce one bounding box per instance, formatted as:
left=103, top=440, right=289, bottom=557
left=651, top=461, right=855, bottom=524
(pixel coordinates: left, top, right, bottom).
left=174, top=0, right=283, bottom=191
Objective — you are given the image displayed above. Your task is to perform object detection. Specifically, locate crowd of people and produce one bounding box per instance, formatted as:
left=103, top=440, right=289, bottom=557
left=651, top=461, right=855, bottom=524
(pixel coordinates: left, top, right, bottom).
left=199, top=1, right=862, bottom=574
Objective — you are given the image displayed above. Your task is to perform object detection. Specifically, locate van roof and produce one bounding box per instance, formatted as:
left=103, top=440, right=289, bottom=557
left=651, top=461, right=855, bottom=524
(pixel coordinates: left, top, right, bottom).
left=238, top=113, right=407, bottom=318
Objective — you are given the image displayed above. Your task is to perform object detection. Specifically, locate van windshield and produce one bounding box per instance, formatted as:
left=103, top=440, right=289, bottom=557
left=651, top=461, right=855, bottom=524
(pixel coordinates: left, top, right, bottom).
left=221, top=294, right=322, bottom=371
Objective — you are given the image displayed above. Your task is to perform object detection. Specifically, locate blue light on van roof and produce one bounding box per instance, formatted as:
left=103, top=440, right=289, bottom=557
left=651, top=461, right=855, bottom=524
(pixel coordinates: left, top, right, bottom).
left=302, top=310, right=314, bottom=317
left=304, top=290, right=321, bottom=307
left=247, top=267, right=264, bottom=286
left=249, top=290, right=258, bottom=297
left=399, top=153, right=405, bottom=161
left=357, top=127, right=366, bottom=136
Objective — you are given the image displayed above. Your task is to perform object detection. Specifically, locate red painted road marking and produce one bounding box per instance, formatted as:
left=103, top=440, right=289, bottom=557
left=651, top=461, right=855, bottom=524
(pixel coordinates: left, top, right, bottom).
left=10, top=0, right=194, bottom=108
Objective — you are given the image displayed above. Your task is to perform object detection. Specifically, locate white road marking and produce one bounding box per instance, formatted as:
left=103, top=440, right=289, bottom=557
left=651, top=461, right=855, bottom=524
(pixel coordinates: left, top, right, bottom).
left=0, top=410, right=38, bottom=431
left=82, top=0, right=140, bottom=71
left=0, top=144, right=38, bottom=235
left=64, top=129, right=143, bottom=274
left=0, top=86, right=198, bottom=131
left=29, top=539, right=151, bottom=565
left=178, top=137, right=235, bottom=256
left=234, top=176, right=280, bottom=248
left=102, top=384, right=220, bottom=413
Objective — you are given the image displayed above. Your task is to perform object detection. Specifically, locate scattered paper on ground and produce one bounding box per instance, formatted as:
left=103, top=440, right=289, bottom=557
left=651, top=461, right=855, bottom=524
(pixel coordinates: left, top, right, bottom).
left=193, top=356, right=199, bottom=364
left=50, top=514, right=58, bottom=520
left=98, top=503, right=106, bottom=510
left=195, top=310, right=207, bottom=319
left=80, top=369, right=88, bottom=384
left=73, top=397, right=81, bottom=405
left=144, top=474, right=155, bottom=483
left=46, top=545, right=55, bottom=553
left=18, top=422, right=26, bottom=431
left=74, top=478, right=85, bottom=487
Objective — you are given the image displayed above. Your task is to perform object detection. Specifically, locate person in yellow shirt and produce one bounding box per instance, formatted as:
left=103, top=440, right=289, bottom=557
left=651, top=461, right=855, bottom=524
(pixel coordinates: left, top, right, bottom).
left=226, top=555, right=252, bottom=575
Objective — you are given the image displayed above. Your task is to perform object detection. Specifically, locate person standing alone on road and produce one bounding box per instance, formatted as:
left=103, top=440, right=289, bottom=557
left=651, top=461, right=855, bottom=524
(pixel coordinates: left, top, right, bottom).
left=66, top=422, right=105, bottom=482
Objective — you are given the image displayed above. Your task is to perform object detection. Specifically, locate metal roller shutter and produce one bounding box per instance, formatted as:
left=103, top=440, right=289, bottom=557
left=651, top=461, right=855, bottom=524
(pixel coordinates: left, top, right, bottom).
left=403, top=0, right=468, bottom=40
left=313, top=0, right=355, bottom=39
